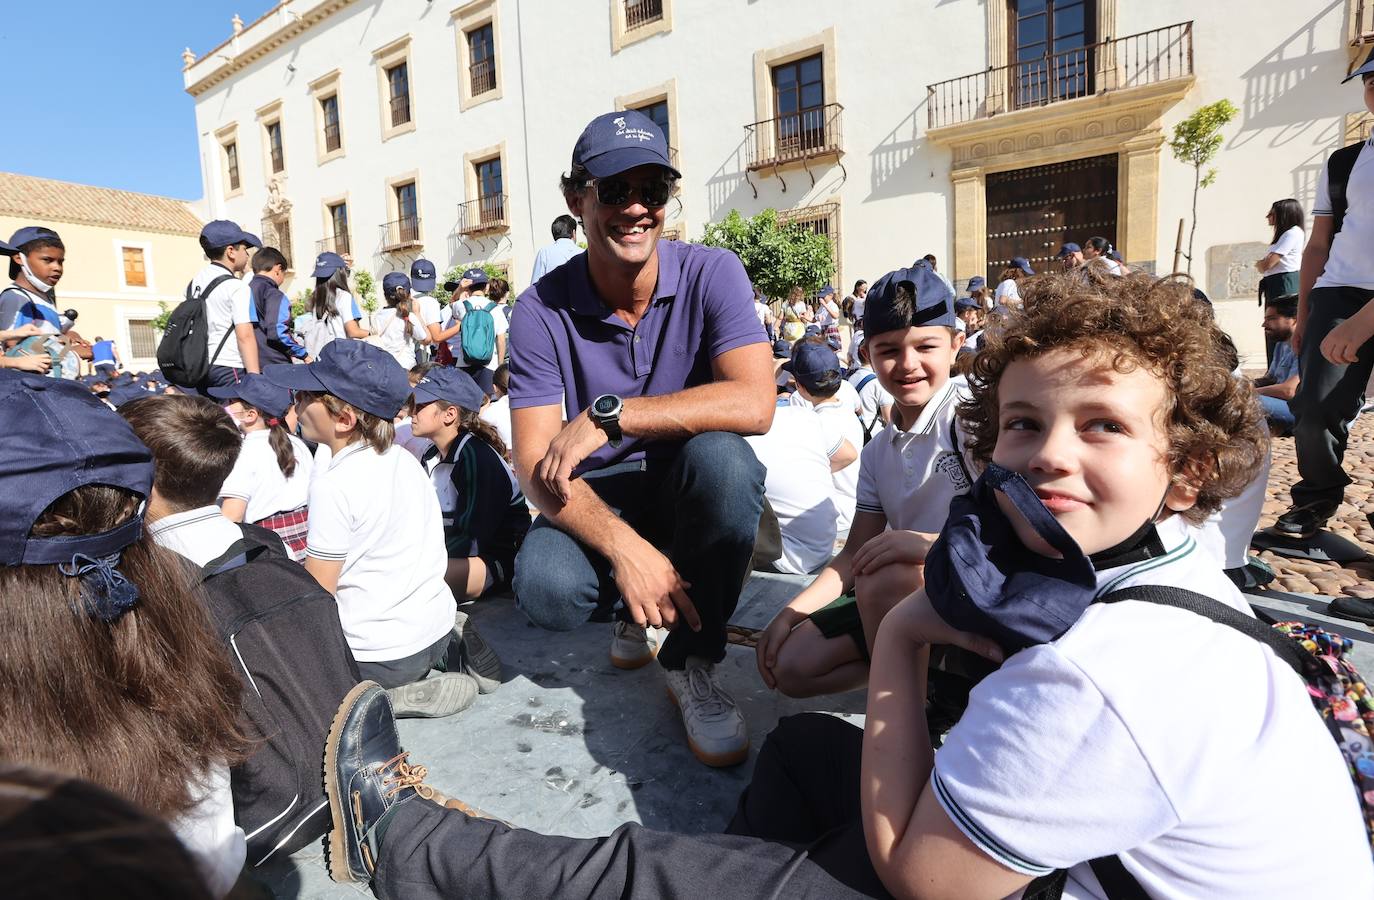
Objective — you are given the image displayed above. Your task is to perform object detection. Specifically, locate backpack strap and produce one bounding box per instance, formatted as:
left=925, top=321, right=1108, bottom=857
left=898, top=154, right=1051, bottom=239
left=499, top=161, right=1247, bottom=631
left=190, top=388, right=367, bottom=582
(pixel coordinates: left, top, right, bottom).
left=1327, top=141, right=1365, bottom=235
left=201, top=523, right=290, bottom=580
left=1095, top=584, right=1309, bottom=677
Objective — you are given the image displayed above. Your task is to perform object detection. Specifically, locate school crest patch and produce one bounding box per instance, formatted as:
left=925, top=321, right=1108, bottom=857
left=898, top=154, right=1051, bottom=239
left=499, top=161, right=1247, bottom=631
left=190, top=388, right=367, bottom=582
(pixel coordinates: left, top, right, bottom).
left=934, top=450, right=971, bottom=493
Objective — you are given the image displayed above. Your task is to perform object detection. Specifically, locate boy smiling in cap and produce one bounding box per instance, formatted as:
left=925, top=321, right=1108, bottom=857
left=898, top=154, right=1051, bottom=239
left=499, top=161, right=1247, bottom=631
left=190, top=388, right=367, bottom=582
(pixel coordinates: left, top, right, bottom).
left=264, top=340, right=481, bottom=718
left=508, top=109, right=772, bottom=767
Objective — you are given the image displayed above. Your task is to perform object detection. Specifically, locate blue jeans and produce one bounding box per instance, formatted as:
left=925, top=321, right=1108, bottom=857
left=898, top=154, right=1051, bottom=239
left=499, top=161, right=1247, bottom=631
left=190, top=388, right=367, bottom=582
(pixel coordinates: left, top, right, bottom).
left=512, top=432, right=766, bottom=670
left=1258, top=394, right=1295, bottom=435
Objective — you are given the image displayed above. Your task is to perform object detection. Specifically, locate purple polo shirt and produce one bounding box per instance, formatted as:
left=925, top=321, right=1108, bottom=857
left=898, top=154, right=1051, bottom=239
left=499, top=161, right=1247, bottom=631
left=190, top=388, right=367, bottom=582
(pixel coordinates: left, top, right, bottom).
left=508, top=239, right=766, bottom=474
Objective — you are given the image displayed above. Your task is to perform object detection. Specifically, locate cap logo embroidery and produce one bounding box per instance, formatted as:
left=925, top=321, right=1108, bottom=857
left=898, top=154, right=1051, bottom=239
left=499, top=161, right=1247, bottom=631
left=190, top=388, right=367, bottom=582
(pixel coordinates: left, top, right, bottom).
left=613, top=116, right=654, bottom=143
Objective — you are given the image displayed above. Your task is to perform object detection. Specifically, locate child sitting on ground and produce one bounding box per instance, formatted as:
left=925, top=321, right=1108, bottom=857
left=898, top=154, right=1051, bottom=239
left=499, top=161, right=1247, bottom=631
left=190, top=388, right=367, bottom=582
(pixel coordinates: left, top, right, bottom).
left=209, top=374, right=313, bottom=560
left=312, top=270, right=1374, bottom=899
left=264, top=340, right=494, bottom=718
left=757, top=261, right=969, bottom=697
left=410, top=366, right=529, bottom=608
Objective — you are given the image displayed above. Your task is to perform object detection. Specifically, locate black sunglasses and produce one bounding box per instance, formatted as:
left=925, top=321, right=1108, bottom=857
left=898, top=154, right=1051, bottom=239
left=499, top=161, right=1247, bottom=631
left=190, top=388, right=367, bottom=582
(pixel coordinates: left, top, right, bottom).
left=586, top=176, right=674, bottom=208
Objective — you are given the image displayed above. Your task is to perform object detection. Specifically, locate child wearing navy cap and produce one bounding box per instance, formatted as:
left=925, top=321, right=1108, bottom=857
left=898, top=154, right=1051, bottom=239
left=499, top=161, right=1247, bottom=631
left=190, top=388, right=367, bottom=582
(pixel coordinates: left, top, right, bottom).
left=0, top=226, right=65, bottom=337
left=758, top=261, right=971, bottom=698
left=264, top=341, right=480, bottom=718
left=209, top=375, right=314, bottom=560
left=0, top=372, right=247, bottom=897
left=411, top=365, right=529, bottom=616
left=375, top=272, right=421, bottom=369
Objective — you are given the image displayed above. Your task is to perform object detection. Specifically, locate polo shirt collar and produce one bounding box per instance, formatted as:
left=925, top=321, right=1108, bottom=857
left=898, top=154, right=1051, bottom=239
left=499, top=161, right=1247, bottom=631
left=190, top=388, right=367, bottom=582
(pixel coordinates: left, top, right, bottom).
left=884, top=377, right=958, bottom=444
left=328, top=442, right=372, bottom=471
left=147, top=505, right=223, bottom=538
left=567, top=238, right=680, bottom=318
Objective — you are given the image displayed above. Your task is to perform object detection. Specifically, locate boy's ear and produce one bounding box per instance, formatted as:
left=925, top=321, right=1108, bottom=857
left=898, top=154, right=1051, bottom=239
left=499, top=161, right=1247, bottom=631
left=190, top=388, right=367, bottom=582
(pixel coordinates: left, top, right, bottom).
left=334, top=404, right=358, bottom=435
left=1163, top=454, right=1211, bottom=514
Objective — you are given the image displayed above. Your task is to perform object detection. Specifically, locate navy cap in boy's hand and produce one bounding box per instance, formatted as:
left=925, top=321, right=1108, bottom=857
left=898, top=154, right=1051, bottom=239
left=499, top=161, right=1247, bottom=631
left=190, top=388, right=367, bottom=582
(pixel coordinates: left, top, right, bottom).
left=572, top=109, right=682, bottom=179
left=783, top=340, right=843, bottom=393
left=0, top=372, right=153, bottom=566
left=862, top=261, right=957, bottom=336
left=200, top=219, right=262, bottom=249
left=411, top=366, right=485, bottom=413
left=208, top=373, right=293, bottom=420
left=263, top=340, right=411, bottom=421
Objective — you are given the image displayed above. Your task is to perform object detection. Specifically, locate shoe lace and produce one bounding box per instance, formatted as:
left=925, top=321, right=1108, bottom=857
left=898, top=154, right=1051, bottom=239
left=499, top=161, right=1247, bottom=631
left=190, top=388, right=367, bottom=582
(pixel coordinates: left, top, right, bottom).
left=377, top=752, right=436, bottom=801
left=685, top=665, right=734, bottom=720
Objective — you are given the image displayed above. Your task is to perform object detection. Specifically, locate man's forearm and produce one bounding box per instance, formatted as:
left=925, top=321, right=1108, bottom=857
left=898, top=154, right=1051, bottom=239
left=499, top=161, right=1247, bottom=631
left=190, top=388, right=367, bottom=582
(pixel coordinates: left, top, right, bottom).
left=619, top=379, right=772, bottom=441
left=518, top=466, right=639, bottom=560
left=862, top=626, right=933, bottom=873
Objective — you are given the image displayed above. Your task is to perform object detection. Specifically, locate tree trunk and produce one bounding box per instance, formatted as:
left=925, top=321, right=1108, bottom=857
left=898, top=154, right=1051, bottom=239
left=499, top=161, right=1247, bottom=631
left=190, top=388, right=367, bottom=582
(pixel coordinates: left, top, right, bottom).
left=1186, top=164, right=1201, bottom=276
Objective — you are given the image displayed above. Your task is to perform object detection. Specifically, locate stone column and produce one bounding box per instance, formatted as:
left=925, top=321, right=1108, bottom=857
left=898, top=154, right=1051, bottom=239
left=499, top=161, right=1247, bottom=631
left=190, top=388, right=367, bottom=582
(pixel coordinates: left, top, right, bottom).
left=952, top=169, right=987, bottom=280
left=1118, top=134, right=1163, bottom=274
left=986, top=2, right=1008, bottom=115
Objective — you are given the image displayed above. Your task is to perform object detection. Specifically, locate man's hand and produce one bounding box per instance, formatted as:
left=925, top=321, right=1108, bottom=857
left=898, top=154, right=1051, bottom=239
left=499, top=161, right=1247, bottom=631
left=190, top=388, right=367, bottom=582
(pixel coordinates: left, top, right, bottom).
left=535, top=409, right=609, bottom=504
left=756, top=606, right=805, bottom=689
left=609, top=537, right=700, bottom=631
left=1320, top=312, right=1374, bottom=365
left=879, top=589, right=1004, bottom=664
left=851, top=530, right=934, bottom=576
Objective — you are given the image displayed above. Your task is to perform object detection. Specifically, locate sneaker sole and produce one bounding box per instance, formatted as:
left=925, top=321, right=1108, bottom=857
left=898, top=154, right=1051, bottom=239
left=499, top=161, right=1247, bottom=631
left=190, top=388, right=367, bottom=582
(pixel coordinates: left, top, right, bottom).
left=389, top=676, right=477, bottom=718
left=665, top=685, right=749, bottom=768
left=324, top=681, right=375, bottom=883
left=610, top=647, right=657, bottom=670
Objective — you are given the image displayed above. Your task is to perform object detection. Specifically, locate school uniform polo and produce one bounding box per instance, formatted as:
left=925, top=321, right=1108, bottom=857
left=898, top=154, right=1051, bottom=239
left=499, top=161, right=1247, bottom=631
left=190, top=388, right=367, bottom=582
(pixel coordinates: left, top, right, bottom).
left=421, top=434, right=530, bottom=587
left=1266, top=225, right=1304, bottom=274
left=744, top=406, right=841, bottom=574
left=854, top=376, right=972, bottom=533
left=414, top=293, right=443, bottom=336
left=217, top=429, right=313, bottom=523
left=305, top=442, right=455, bottom=663
left=932, top=515, right=1374, bottom=897
left=192, top=263, right=257, bottom=371
left=786, top=392, right=862, bottom=532
left=507, top=238, right=766, bottom=475
left=1313, top=139, right=1374, bottom=290
left=0, top=283, right=62, bottom=334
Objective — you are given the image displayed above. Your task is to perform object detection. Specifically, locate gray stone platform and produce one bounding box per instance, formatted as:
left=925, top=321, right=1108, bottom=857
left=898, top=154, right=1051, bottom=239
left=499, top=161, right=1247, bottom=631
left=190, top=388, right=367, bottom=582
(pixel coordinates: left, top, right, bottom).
left=252, top=575, right=1373, bottom=898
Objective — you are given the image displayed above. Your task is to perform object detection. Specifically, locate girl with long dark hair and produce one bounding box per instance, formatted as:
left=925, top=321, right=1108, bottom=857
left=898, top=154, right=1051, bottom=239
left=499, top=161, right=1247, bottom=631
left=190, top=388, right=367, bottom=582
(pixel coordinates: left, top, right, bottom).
left=1257, top=198, right=1306, bottom=303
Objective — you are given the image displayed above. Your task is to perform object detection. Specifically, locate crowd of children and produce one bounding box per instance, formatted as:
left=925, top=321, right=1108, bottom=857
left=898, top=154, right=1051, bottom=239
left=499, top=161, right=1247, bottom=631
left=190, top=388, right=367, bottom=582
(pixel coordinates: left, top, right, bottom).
left=4, top=90, right=1374, bottom=900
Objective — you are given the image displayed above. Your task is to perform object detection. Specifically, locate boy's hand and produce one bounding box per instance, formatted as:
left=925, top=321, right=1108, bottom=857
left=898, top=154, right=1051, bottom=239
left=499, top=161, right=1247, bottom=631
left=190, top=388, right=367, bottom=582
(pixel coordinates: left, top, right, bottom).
left=756, top=606, right=806, bottom=689
left=880, top=589, right=1004, bottom=664
left=851, top=530, right=933, bottom=576
left=535, top=409, right=609, bottom=504
left=6, top=353, right=52, bottom=374
left=609, top=537, right=700, bottom=632
left=1320, top=312, right=1374, bottom=365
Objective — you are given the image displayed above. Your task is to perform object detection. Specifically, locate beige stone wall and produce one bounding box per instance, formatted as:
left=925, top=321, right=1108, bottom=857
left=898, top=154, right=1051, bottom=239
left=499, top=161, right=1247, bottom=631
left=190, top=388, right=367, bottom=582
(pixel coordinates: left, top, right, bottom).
left=0, top=215, right=205, bottom=371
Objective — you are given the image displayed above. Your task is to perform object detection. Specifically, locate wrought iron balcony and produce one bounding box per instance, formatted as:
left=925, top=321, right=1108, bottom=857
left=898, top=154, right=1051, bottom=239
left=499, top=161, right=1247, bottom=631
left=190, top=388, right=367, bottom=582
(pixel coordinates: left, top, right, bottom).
left=324, top=121, right=342, bottom=152
left=1356, top=0, right=1374, bottom=45
left=459, top=195, right=508, bottom=235
left=381, top=217, right=421, bottom=250
left=470, top=57, right=496, bottom=96
left=316, top=233, right=351, bottom=256
left=927, top=21, right=1194, bottom=130
left=389, top=93, right=411, bottom=127
left=625, top=0, right=663, bottom=30
left=745, top=102, right=844, bottom=171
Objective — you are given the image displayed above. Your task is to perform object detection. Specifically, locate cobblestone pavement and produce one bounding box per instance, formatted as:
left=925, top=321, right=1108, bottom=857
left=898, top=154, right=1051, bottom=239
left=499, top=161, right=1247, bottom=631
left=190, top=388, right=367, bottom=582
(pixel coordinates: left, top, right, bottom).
left=1258, top=416, right=1374, bottom=602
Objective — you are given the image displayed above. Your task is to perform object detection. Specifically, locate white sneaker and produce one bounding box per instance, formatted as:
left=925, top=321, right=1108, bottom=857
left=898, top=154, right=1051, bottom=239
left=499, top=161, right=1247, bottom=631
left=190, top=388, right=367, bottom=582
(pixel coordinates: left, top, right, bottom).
left=610, top=621, right=662, bottom=670
left=664, top=657, right=749, bottom=767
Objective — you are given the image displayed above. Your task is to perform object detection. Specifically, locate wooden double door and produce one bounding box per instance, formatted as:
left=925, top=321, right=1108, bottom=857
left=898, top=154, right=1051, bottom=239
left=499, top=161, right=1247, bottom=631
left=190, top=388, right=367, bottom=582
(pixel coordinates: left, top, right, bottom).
left=985, top=154, right=1118, bottom=282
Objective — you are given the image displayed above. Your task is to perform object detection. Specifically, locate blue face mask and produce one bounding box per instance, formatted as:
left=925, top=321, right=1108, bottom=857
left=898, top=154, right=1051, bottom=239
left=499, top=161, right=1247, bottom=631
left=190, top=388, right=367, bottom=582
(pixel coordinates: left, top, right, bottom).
left=925, top=464, right=1103, bottom=654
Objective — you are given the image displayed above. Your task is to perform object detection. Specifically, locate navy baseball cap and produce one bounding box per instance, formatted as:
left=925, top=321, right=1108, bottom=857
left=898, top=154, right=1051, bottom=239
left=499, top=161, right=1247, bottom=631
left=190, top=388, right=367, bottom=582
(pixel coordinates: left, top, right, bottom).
left=263, top=340, right=410, bottom=420
left=783, top=340, right=843, bottom=393
left=818, top=285, right=835, bottom=299
left=107, top=384, right=152, bottom=409
left=382, top=272, right=412, bottom=295
left=0, top=236, right=13, bottom=256
left=411, top=366, right=485, bottom=413
left=1056, top=242, right=1082, bottom=259
left=572, top=110, right=682, bottom=180
left=1011, top=256, right=1034, bottom=276
left=312, top=252, right=347, bottom=279
left=0, top=371, right=153, bottom=567
left=200, top=219, right=262, bottom=249
left=772, top=339, right=792, bottom=360
left=1344, top=46, right=1374, bottom=83
left=463, top=267, right=490, bottom=287
left=955, top=296, right=981, bottom=313
left=966, top=275, right=987, bottom=292
left=208, top=374, right=292, bottom=420
left=7, top=226, right=61, bottom=250
left=863, top=261, right=957, bottom=337
left=409, top=258, right=437, bottom=292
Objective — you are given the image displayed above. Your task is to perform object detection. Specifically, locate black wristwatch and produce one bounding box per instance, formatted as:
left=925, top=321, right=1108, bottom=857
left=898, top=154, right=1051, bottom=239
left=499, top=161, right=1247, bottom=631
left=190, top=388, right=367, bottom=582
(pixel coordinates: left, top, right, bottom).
left=590, top=394, right=624, bottom=447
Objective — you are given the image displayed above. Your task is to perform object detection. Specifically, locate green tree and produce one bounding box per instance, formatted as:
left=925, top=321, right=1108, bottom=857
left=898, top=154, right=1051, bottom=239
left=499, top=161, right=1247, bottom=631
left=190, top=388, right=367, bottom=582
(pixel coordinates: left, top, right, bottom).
left=353, top=269, right=379, bottom=313
left=696, top=209, right=834, bottom=300
left=151, top=301, right=172, bottom=335
left=1169, top=98, right=1239, bottom=275
left=291, top=287, right=313, bottom=318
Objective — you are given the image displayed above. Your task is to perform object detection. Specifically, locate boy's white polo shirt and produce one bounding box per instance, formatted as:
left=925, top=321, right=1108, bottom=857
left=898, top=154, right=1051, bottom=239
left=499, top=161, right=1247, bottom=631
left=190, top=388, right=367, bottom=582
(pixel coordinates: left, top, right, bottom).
left=1313, top=140, right=1374, bottom=290
left=745, top=406, right=841, bottom=575
left=932, top=515, right=1374, bottom=898
left=192, top=263, right=255, bottom=371
left=217, top=430, right=313, bottom=523
left=305, top=442, right=455, bottom=662
left=855, top=376, right=972, bottom=533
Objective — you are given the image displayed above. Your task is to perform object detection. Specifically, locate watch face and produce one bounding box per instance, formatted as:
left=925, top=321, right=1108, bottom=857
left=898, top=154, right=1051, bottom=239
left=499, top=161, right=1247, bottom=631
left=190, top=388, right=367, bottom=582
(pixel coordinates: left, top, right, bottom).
left=594, top=395, right=618, bottom=416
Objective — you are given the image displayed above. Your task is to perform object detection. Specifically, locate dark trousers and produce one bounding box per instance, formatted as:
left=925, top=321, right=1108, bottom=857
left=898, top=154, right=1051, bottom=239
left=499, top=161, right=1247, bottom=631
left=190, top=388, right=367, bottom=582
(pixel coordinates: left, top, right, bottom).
left=1290, top=286, right=1374, bottom=508
left=374, top=713, right=889, bottom=900
left=196, top=364, right=243, bottom=396
left=511, top=432, right=766, bottom=670
left=355, top=630, right=457, bottom=690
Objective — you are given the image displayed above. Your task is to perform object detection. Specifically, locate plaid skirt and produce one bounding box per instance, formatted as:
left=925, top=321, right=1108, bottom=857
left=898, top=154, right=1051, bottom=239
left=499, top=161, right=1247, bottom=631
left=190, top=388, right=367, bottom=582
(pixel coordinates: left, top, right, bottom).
left=254, top=505, right=309, bottom=562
